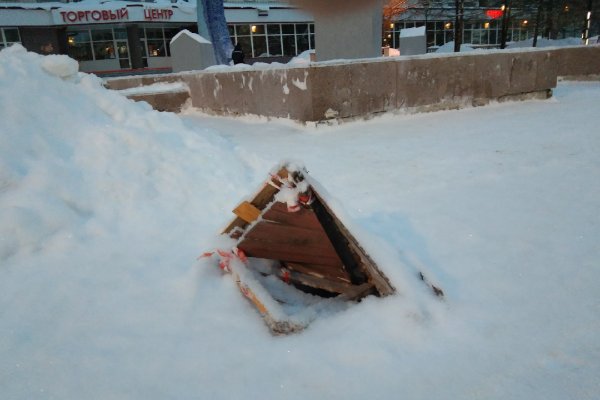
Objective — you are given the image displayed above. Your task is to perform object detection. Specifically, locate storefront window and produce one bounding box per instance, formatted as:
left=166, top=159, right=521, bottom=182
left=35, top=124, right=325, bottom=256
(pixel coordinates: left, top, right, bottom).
left=139, top=39, right=148, bottom=67
left=91, top=29, right=113, bottom=42
left=236, top=36, right=252, bottom=58
left=295, top=24, right=309, bottom=53
left=66, top=28, right=129, bottom=62
left=145, top=28, right=164, bottom=57
left=164, top=28, right=180, bottom=57
left=281, top=24, right=295, bottom=35
left=268, top=34, right=282, bottom=56
left=1, top=28, right=20, bottom=50
left=252, top=24, right=266, bottom=35
left=67, top=30, right=93, bottom=61
left=228, top=23, right=314, bottom=58
left=282, top=35, right=296, bottom=56
left=113, top=28, right=130, bottom=69
left=267, top=24, right=280, bottom=35
left=138, top=27, right=180, bottom=58
left=93, top=41, right=115, bottom=60
left=237, top=25, right=250, bottom=36
left=253, top=36, right=267, bottom=57
left=91, top=29, right=115, bottom=60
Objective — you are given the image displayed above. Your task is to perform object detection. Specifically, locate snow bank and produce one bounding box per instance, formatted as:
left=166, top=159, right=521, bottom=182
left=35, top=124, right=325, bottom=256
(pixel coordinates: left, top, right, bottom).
left=40, top=54, right=79, bottom=79
left=435, top=41, right=477, bottom=53
left=3, top=43, right=599, bottom=400
left=0, top=44, right=248, bottom=262
left=507, top=36, right=584, bottom=49
left=117, top=81, right=189, bottom=96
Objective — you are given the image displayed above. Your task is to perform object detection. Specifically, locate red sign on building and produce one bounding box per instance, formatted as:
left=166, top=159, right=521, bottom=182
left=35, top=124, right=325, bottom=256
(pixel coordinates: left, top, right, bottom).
left=59, top=8, right=129, bottom=23
left=144, top=8, right=174, bottom=21
left=486, top=9, right=503, bottom=19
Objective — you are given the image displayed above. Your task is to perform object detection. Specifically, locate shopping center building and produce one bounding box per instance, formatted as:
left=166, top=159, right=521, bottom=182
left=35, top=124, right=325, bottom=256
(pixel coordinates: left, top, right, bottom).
left=0, top=0, right=314, bottom=74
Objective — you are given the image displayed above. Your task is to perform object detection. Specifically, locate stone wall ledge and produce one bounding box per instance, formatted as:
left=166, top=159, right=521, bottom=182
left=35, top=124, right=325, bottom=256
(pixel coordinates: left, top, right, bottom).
left=105, top=45, right=600, bottom=122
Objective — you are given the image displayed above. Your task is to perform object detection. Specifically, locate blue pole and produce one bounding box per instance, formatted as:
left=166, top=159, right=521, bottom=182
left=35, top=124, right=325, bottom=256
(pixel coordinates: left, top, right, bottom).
left=196, top=0, right=210, bottom=40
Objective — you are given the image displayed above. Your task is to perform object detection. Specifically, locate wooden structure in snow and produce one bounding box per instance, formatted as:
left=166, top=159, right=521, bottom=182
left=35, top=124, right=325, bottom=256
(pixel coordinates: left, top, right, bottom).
left=214, top=164, right=395, bottom=333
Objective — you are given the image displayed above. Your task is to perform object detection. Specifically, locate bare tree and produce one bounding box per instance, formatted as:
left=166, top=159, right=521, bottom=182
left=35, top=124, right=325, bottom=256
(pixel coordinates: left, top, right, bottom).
left=382, top=0, right=410, bottom=46
left=383, top=0, right=410, bottom=24
left=500, top=1, right=513, bottom=49
left=532, top=0, right=544, bottom=47
left=454, top=0, right=464, bottom=52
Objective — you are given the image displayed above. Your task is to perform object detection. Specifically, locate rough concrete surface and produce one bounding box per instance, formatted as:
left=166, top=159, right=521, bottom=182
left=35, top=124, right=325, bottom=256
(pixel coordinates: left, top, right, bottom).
left=105, top=45, right=600, bottom=122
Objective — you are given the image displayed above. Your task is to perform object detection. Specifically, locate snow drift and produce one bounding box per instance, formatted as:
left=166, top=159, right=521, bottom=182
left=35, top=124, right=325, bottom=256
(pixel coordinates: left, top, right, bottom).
left=0, top=44, right=248, bottom=261
left=1, top=44, right=599, bottom=400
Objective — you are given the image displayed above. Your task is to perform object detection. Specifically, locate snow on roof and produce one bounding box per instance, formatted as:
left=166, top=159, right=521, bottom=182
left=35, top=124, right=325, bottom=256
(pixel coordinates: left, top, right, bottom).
left=170, top=29, right=212, bottom=45
left=400, top=26, right=425, bottom=38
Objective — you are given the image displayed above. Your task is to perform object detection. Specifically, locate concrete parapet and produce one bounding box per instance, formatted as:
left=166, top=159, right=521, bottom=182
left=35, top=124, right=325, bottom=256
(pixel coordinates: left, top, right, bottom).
left=553, top=45, right=600, bottom=79
left=126, top=91, right=190, bottom=113
left=105, top=46, right=600, bottom=122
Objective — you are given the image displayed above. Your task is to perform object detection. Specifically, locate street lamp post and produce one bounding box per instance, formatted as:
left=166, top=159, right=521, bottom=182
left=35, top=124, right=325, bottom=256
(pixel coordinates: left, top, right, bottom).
left=582, top=0, right=593, bottom=44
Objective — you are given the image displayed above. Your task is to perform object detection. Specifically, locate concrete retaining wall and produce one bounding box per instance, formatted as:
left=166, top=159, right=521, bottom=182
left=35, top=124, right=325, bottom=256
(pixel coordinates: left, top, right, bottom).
left=105, top=45, right=600, bottom=121
left=553, top=45, right=600, bottom=78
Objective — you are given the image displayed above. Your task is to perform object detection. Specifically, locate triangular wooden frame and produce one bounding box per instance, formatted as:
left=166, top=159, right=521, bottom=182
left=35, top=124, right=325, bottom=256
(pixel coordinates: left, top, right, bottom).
left=216, top=165, right=395, bottom=333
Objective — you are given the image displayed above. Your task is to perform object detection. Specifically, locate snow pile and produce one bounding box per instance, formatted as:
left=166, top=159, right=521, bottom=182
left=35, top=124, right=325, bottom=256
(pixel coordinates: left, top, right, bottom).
left=435, top=41, right=477, bottom=53
left=508, top=36, right=585, bottom=49
left=40, top=54, right=79, bottom=79
left=204, top=49, right=314, bottom=72
left=0, top=44, right=247, bottom=262
left=287, top=49, right=315, bottom=66
left=2, top=44, right=600, bottom=399
left=117, top=81, right=189, bottom=96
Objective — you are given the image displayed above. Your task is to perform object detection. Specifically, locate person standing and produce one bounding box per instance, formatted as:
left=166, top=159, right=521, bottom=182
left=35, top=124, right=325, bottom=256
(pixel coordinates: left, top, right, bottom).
left=231, top=43, right=245, bottom=64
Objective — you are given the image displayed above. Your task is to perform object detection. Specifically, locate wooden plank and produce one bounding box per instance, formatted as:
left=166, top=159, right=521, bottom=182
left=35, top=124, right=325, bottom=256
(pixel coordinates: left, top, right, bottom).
left=222, top=216, right=247, bottom=236
left=262, top=203, right=322, bottom=230
left=312, top=190, right=396, bottom=296
left=244, top=221, right=337, bottom=254
left=279, top=269, right=371, bottom=295
left=310, top=195, right=368, bottom=286
left=222, top=167, right=289, bottom=236
left=249, top=167, right=289, bottom=209
left=231, top=266, right=305, bottom=335
left=336, top=283, right=376, bottom=301
left=233, top=201, right=261, bottom=223
left=238, top=238, right=344, bottom=267
left=283, top=262, right=351, bottom=283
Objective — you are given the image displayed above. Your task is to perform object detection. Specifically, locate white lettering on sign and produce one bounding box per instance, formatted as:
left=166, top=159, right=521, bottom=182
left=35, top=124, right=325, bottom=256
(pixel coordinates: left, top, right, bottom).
left=59, top=8, right=129, bottom=23
left=143, top=8, right=174, bottom=21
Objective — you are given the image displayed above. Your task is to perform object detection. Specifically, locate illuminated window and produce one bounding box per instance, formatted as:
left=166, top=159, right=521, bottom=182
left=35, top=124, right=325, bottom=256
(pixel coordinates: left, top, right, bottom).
left=228, top=23, right=315, bottom=58
left=67, top=28, right=131, bottom=67
left=67, top=30, right=93, bottom=61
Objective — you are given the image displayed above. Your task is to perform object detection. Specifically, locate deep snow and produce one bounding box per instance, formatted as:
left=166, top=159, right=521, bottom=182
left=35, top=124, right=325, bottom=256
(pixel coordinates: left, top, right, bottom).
left=1, top=45, right=599, bottom=399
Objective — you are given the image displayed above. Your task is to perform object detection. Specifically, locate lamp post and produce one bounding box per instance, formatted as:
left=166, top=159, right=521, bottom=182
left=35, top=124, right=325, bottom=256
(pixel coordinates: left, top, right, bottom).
left=583, top=0, right=593, bottom=45
left=500, top=1, right=512, bottom=49
left=454, top=0, right=464, bottom=52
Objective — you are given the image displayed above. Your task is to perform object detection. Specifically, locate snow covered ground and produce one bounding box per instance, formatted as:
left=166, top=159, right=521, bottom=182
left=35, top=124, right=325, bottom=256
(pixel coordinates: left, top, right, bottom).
left=1, top=45, right=599, bottom=399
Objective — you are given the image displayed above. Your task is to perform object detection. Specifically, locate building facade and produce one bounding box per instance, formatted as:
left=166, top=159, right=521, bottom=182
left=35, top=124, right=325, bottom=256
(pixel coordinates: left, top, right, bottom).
left=1, top=0, right=596, bottom=75
left=386, top=1, right=598, bottom=51
left=0, top=0, right=314, bottom=74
